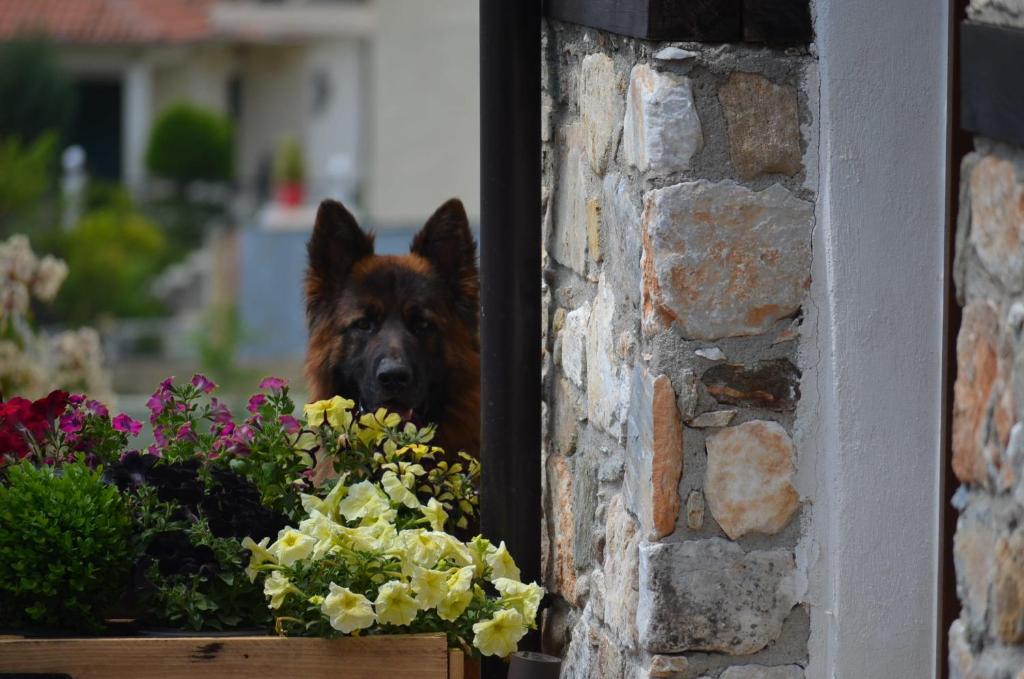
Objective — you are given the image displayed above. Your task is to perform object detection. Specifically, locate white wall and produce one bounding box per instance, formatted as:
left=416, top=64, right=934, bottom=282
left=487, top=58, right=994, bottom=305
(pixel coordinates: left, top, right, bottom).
left=367, top=0, right=480, bottom=228
left=805, top=0, right=949, bottom=676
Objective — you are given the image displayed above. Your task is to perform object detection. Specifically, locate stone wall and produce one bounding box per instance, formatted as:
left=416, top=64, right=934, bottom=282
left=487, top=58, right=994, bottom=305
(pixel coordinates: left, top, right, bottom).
left=540, top=20, right=816, bottom=678
left=950, top=3, right=1024, bottom=677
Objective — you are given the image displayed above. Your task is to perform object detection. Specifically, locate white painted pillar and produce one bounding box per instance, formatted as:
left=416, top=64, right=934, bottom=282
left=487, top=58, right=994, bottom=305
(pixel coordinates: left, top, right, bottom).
left=123, top=60, right=153, bottom=191
left=804, top=0, right=949, bottom=676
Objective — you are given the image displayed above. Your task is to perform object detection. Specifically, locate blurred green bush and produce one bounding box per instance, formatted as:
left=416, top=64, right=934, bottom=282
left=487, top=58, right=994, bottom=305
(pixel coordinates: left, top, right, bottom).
left=145, top=103, right=234, bottom=184
left=0, top=133, right=57, bottom=236
left=0, top=38, right=76, bottom=142
left=53, top=199, right=168, bottom=325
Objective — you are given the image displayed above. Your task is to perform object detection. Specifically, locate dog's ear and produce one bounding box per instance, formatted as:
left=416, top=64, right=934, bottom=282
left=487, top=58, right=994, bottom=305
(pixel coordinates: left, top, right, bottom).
left=306, top=199, right=374, bottom=323
left=411, top=198, right=478, bottom=328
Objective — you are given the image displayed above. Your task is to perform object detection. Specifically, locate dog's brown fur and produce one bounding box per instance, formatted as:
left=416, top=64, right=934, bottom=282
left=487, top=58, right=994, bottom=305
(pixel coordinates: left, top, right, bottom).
left=304, top=198, right=480, bottom=457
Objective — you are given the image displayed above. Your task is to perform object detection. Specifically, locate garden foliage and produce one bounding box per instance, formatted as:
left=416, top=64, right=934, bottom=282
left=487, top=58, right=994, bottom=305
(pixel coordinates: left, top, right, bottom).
left=146, top=104, right=234, bottom=184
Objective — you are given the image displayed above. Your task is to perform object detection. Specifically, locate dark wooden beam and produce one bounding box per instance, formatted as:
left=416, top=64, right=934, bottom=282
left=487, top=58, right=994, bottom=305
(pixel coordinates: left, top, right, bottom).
left=961, top=21, right=1024, bottom=147
left=743, top=0, right=813, bottom=44
left=544, top=0, right=742, bottom=42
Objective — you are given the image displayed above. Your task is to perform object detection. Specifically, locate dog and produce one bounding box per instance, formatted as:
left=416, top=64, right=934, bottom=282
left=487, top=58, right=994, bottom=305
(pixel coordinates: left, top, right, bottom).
left=304, top=198, right=480, bottom=458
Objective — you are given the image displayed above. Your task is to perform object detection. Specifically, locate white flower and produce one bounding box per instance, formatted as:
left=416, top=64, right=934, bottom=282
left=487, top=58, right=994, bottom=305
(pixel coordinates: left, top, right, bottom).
left=436, top=589, right=473, bottom=621
left=321, top=583, right=375, bottom=633
left=374, top=581, right=418, bottom=626
left=264, top=571, right=299, bottom=609
left=410, top=567, right=448, bottom=609
left=269, top=528, right=317, bottom=566
left=338, top=480, right=391, bottom=522
left=419, top=497, right=448, bottom=531
left=493, top=578, right=544, bottom=622
left=382, top=470, right=421, bottom=509
left=31, top=255, right=67, bottom=302
left=241, top=536, right=276, bottom=582
left=486, top=541, right=521, bottom=582
left=472, top=608, right=526, bottom=657
left=399, top=530, right=443, bottom=569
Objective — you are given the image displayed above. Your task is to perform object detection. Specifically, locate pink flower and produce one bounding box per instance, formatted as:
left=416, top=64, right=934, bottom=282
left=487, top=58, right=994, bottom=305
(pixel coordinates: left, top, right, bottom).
left=259, top=376, right=288, bottom=391
left=191, top=373, right=217, bottom=394
left=247, top=393, right=266, bottom=414
left=209, top=398, right=233, bottom=424
left=69, top=394, right=85, bottom=406
left=146, top=444, right=163, bottom=458
left=59, top=412, right=84, bottom=434
left=86, top=400, right=109, bottom=418
left=176, top=422, right=194, bottom=441
left=112, top=413, right=142, bottom=436
left=279, top=414, right=300, bottom=434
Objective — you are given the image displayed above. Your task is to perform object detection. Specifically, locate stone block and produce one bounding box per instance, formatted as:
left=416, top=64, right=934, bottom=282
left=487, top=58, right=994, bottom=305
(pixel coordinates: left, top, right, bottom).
left=954, top=504, right=997, bottom=629
left=720, top=666, right=805, bottom=679
left=705, top=420, right=799, bottom=539
left=701, top=358, right=801, bottom=411
left=638, top=538, right=798, bottom=654
left=718, top=72, right=802, bottom=179
left=580, top=53, right=623, bottom=175
left=561, top=301, right=591, bottom=387
left=970, top=155, right=1024, bottom=292
left=552, top=375, right=583, bottom=457
left=547, top=454, right=579, bottom=604
left=626, top=367, right=685, bottom=540
left=604, top=494, right=640, bottom=647
left=687, top=410, right=737, bottom=428
left=587, top=197, right=603, bottom=266
left=603, top=173, right=642, bottom=311
left=686, top=489, right=705, bottom=530
left=952, top=300, right=1000, bottom=485
left=641, top=181, right=812, bottom=339
left=553, top=123, right=594, bottom=276
left=587, top=276, right=630, bottom=438
left=648, top=654, right=689, bottom=677
left=994, top=532, right=1024, bottom=643
left=624, top=64, right=702, bottom=173
left=573, top=454, right=599, bottom=574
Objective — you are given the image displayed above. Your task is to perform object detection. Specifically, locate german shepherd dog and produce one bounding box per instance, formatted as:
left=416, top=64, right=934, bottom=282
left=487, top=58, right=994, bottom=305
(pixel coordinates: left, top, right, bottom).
left=304, top=198, right=480, bottom=457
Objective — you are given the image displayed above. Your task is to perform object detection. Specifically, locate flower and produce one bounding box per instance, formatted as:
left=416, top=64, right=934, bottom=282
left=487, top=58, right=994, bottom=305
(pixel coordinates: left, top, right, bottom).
left=242, top=536, right=276, bottom=582
left=410, top=567, right=449, bottom=609
left=259, top=376, right=288, bottom=391
left=382, top=470, right=420, bottom=509
left=399, top=530, right=443, bottom=569
left=264, top=571, right=299, bottom=609
left=85, top=399, right=108, bottom=418
left=247, top=393, right=267, bottom=414
left=191, top=373, right=217, bottom=394
left=111, top=413, right=142, bottom=436
left=31, top=255, right=68, bottom=302
left=436, top=588, right=473, bottom=621
left=447, top=565, right=475, bottom=594
left=270, top=528, right=317, bottom=566
left=59, top=411, right=84, bottom=435
left=374, top=581, right=418, bottom=626
left=322, top=583, right=375, bottom=633
left=338, top=481, right=390, bottom=522
left=472, top=608, right=527, bottom=657
left=493, top=578, right=544, bottom=622
left=486, top=541, right=521, bottom=582
left=420, top=497, right=448, bottom=532
left=279, top=415, right=301, bottom=434
left=303, top=396, right=355, bottom=429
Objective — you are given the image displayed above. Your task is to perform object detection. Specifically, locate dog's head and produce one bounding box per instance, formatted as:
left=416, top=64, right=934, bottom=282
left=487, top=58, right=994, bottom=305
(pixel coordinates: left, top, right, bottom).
left=304, top=198, right=478, bottom=424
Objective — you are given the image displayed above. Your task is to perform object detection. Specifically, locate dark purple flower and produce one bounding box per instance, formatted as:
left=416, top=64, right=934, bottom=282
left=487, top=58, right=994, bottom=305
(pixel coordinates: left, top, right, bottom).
left=146, top=444, right=162, bottom=458
left=176, top=422, right=195, bottom=441
left=68, top=393, right=85, bottom=406
left=279, top=414, right=300, bottom=434
left=85, top=399, right=109, bottom=418
left=259, top=376, right=288, bottom=391
left=59, top=411, right=84, bottom=434
left=247, top=393, right=266, bottom=414
left=154, top=426, right=169, bottom=447
left=112, top=413, right=143, bottom=436
left=190, top=373, right=217, bottom=394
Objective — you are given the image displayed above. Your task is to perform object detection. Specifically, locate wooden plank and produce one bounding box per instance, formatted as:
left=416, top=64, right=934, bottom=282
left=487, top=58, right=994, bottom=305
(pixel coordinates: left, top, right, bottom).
left=448, top=649, right=463, bottom=679
left=0, top=634, right=449, bottom=679
left=544, top=0, right=741, bottom=42
left=743, top=0, right=813, bottom=44
left=960, top=21, right=1024, bottom=147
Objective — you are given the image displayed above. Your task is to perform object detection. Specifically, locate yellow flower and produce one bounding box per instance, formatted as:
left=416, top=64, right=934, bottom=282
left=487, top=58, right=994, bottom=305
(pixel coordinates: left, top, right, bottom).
left=303, top=396, right=354, bottom=428
left=446, top=565, right=475, bottom=593
left=472, top=608, right=527, bottom=657
left=374, top=581, right=418, bottom=626
left=419, top=497, right=448, bottom=532
left=382, top=470, right=421, bottom=509
left=299, top=510, right=340, bottom=559
left=492, top=578, right=544, bottom=622
left=270, top=528, right=317, bottom=566
left=436, top=588, right=473, bottom=621
left=338, top=481, right=390, bottom=522
left=321, top=583, right=375, bottom=633
left=241, top=536, right=275, bottom=583
left=399, top=530, right=443, bottom=568
left=360, top=408, right=403, bottom=431
left=410, top=567, right=448, bottom=609
left=486, top=541, right=521, bottom=582
left=469, top=536, right=495, bottom=577
left=264, top=571, right=299, bottom=609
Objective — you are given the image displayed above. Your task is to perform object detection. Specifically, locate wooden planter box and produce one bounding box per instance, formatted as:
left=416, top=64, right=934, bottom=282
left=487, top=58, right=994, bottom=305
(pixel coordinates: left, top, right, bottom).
left=0, top=633, right=474, bottom=679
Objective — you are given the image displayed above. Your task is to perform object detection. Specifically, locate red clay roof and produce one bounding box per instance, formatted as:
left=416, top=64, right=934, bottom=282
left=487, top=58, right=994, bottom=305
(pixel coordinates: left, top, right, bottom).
left=0, top=0, right=216, bottom=45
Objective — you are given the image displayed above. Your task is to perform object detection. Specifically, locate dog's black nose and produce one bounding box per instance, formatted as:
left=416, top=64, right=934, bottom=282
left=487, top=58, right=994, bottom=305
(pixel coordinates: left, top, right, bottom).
left=376, top=358, right=411, bottom=390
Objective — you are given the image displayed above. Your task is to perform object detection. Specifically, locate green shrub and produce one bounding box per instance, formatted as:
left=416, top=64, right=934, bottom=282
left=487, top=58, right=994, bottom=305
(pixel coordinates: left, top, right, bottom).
left=0, top=462, right=133, bottom=632
left=55, top=203, right=168, bottom=324
left=0, top=133, right=57, bottom=232
left=0, top=39, right=76, bottom=142
left=146, top=104, right=234, bottom=184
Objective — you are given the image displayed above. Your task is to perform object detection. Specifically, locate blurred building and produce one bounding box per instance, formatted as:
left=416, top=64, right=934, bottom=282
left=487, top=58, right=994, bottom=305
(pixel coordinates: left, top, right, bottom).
left=0, top=0, right=480, bottom=229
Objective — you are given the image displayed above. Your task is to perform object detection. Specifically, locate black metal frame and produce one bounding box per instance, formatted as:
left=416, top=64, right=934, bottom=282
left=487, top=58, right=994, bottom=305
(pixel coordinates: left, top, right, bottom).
left=479, top=0, right=543, bottom=670
left=961, top=21, right=1024, bottom=146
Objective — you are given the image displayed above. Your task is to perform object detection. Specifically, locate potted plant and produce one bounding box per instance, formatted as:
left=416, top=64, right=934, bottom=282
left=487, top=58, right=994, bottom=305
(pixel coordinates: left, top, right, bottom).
left=0, top=376, right=536, bottom=678
left=274, top=137, right=306, bottom=207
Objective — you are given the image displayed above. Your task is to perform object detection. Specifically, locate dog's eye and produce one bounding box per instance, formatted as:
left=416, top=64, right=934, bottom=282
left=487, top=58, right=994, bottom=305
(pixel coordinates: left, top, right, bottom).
left=353, top=318, right=375, bottom=332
